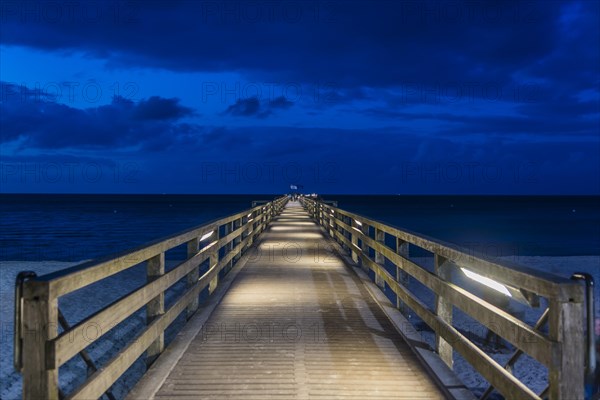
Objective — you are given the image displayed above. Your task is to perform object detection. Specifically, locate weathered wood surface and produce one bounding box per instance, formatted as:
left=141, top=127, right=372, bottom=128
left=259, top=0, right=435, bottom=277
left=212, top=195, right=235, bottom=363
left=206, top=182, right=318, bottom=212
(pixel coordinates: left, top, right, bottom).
left=19, top=197, right=288, bottom=400
left=302, top=197, right=585, bottom=400
left=150, top=203, right=444, bottom=399
left=310, top=202, right=581, bottom=302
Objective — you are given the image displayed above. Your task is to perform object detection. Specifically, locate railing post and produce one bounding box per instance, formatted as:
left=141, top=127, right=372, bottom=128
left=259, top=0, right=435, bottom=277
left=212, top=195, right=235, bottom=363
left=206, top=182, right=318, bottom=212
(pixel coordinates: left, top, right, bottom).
left=209, top=228, right=220, bottom=294
left=146, top=253, right=165, bottom=366
left=22, top=281, right=58, bottom=400
left=360, top=222, right=370, bottom=272
left=246, top=213, right=254, bottom=248
left=224, top=222, right=233, bottom=274
left=233, top=218, right=242, bottom=262
left=351, top=219, right=360, bottom=263
left=396, top=238, right=410, bottom=315
left=434, top=254, right=453, bottom=369
left=548, top=298, right=585, bottom=400
left=333, top=213, right=341, bottom=245
left=374, top=228, right=385, bottom=288
left=186, top=238, right=200, bottom=318
left=260, top=208, right=267, bottom=233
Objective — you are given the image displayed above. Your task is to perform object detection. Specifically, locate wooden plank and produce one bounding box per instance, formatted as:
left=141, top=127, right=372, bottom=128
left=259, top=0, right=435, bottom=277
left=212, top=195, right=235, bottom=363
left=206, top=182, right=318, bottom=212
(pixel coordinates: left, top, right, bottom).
left=350, top=218, right=359, bottom=263
left=66, top=274, right=205, bottom=399
left=146, top=253, right=165, bottom=367
left=22, top=281, right=59, bottom=400
left=21, top=197, right=286, bottom=400
left=435, top=254, right=453, bottom=369
left=396, top=238, right=410, bottom=314
left=332, top=219, right=555, bottom=366
left=186, top=238, right=200, bottom=319
left=39, top=202, right=279, bottom=298
left=360, top=221, right=370, bottom=271
left=209, top=227, right=220, bottom=294
left=67, top=232, right=256, bottom=400
left=51, top=247, right=211, bottom=367
left=347, top=250, right=541, bottom=400
left=374, top=228, right=385, bottom=288
left=233, top=218, right=242, bottom=263
left=548, top=299, right=585, bottom=400
left=329, top=206, right=577, bottom=300
left=147, top=203, right=445, bottom=400
left=330, top=227, right=555, bottom=367
left=53, top=221, right=258, bottom=369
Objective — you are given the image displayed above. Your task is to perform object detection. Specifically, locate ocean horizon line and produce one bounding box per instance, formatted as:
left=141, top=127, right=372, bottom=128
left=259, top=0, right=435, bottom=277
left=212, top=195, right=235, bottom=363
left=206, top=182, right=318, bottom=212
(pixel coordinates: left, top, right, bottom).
left=1, top=192, right=599, bottom=197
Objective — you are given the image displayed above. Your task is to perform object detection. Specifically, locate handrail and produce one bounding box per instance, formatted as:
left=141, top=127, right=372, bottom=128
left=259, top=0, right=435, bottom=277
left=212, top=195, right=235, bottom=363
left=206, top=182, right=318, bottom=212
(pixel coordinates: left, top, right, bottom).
left=300, top=196, right=585, bottom=400
left=13, top=271, right=37, bottom=372
left=570, top=273, right=596, bottom=387
left=15, top=196, right=288, bottom=400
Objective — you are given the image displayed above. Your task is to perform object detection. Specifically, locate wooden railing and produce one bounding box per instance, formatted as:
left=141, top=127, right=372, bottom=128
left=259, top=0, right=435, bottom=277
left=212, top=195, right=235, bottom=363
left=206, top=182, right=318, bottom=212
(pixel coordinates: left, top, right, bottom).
left=300, top=196, right=585, bottom=400
left=15, top=196, right=288, bottom=400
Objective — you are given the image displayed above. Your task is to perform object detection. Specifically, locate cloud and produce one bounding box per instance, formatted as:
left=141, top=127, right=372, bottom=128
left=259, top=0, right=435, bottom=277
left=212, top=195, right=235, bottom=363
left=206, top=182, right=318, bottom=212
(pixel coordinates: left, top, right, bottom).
left=133, top=96, right=195, bottom=120
left=1, top=1, right=598, bottom=194
left=269, top=96, right=294, bottom=109
left=0, top=82, right=200, bottom=150
left=222, top=95, right=295, bottom=118
left=223, top=97, right=265, bottom=117
left=3, top=1, right=596, bottom=93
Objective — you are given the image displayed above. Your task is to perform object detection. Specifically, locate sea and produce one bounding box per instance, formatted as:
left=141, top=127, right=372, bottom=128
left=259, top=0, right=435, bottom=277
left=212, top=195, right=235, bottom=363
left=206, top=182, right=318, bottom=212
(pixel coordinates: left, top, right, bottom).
left=1, top=194, right=599, bottom=262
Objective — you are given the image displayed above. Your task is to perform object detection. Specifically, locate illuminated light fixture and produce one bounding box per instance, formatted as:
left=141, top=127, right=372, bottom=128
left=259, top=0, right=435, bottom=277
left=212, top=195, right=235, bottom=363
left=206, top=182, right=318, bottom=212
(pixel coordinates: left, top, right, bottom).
left=200, top=231, right=214, bottom=241
left=354, top=220, right=362, bottom=226
left=461, top=268, right=512, bottom=297
left=247, top=213, right=252, bottom=218
left=248, top=218, right=254, bottom=223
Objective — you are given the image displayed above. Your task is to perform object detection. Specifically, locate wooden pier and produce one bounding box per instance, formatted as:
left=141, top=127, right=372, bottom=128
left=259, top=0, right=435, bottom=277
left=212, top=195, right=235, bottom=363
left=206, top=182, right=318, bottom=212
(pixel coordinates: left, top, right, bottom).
left=14, top=197, right=587, bottom=400
left=130, top=202, right=445, bottom=399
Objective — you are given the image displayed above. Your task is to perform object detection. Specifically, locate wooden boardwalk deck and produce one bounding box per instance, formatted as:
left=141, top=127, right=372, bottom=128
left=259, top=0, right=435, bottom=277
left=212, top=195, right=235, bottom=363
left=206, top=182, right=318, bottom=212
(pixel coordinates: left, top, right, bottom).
left=134, top=202, right=445, bottom=399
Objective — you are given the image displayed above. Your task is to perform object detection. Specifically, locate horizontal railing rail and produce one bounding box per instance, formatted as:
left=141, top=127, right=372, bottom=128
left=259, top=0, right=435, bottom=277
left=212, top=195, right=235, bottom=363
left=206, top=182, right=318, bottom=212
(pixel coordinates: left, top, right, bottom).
left=15, top=196, right=288, bottom=400
left=300, top=196, right=585, bottom=400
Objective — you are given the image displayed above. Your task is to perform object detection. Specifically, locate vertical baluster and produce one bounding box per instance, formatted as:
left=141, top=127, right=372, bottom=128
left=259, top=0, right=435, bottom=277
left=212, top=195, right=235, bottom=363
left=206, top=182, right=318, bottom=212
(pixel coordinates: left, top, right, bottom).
left=344, top=216, right=352, bottom=254
left=548, top=298, right=585, bottom=400
left=22, top=281, right=58, bottom=400
left=434, top=254, right=453, bottom=369
left=396, top=238, right=410, bottom=315
left=146, top=253, right=165, bottom=366
left=186, top=238, right=200, bottom=318
left=209, top=227, right=220, bottom=294
left=374, top=228, right=385, bottom=288
left=351, top=219, right=360, bottom=263
left=328, top=209, right=335, bottom=237
left=260, top=207, right=266, bottom=233
left=233, top=218, right=242, bottom=262
left=247, top=212, right=255, bottom=248
left=224, top=222, right=232, bottom=274
left=360, top=222, right=370, bottom=272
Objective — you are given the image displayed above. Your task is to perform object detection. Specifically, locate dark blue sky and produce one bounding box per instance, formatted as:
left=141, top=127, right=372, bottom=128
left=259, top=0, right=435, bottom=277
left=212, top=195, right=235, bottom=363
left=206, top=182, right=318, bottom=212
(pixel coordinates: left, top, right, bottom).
left=0, top=1, right=598, bottom=194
